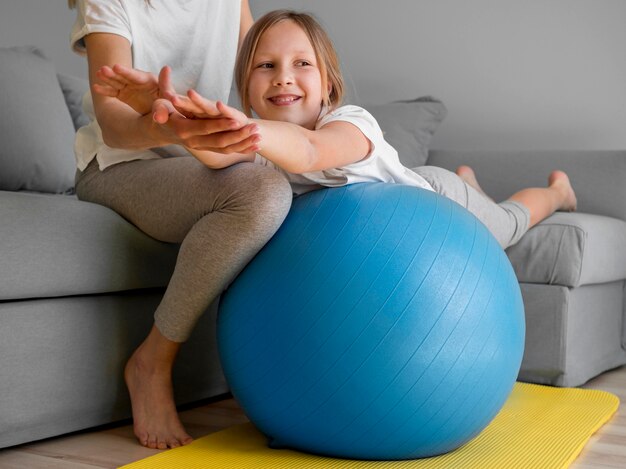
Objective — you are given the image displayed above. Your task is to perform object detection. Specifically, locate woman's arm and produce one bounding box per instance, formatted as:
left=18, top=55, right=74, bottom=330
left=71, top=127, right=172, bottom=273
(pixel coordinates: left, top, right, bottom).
left=84, top=33, right=258, bottom=152
left=239, top=0, right=254, bottom=48
left=85, top=33, right=161, bottom=149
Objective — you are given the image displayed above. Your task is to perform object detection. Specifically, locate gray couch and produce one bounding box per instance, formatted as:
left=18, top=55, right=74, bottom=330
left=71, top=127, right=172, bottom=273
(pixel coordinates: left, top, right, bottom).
left=2, top=45, right=625, bottom=449
left=1, top=47, right=229, bottom=449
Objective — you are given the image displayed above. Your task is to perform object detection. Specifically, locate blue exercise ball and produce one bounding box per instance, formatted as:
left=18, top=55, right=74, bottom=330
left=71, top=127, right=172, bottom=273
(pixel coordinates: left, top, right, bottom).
left=218, top=183, right=525, bottom=460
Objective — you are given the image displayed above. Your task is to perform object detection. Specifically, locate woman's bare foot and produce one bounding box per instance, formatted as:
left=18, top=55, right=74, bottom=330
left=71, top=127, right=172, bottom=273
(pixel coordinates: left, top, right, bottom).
left=456, top=165, right=492, bottom=200
left=548, top=170, right=577, bottom=212
left=125, top=327, right=192, bottom=450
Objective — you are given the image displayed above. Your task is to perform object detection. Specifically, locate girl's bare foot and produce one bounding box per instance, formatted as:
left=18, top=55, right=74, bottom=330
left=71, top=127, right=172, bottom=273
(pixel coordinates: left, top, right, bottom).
left=456, top=165, right=492, bottom=200
left=548, top=170, right=577, bottom=212
left=125, top=329, right=192, bottom=449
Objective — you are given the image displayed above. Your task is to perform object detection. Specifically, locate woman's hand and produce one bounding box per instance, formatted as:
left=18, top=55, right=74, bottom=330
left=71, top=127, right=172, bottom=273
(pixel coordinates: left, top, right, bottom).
left=93, top=64, right=160, bottom=115
left=90, top=54, right=259, bottom=153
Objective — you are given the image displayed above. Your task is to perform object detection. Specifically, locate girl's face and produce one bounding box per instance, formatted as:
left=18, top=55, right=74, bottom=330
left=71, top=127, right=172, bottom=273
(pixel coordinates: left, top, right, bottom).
left=248, top=20, right=325, bottom=130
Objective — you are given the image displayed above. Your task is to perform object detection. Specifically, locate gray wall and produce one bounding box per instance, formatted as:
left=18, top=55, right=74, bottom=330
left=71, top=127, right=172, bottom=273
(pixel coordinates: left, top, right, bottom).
left=2, top=0, right=624, bottom=152
left=0, top=1, right=84, bottom=79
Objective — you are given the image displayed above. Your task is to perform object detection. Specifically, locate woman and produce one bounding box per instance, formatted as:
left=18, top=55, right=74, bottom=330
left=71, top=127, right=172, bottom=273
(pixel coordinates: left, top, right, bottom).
left=68, top=0, right=292, bottom=450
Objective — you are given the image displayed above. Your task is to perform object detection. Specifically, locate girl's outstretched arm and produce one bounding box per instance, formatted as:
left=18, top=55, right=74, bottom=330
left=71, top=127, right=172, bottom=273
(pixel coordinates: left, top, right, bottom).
left=176, top=91, right=371, bottom=174
left=239, top=0, right=254, bottom=48
left=251, top=116, right=371, bottom=174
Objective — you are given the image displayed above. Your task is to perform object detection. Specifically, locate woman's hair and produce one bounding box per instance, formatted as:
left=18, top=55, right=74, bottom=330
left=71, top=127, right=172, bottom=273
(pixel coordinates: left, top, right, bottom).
left=235, top=10, right=345, bottom=117
left=68, top=0, right=151, bottom=7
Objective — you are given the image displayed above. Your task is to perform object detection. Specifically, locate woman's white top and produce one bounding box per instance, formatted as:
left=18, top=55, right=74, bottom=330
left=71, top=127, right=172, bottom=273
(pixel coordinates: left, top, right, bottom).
left=254, top=105, right=434, bottom=196
left=70, top=0, right=241, bottom=170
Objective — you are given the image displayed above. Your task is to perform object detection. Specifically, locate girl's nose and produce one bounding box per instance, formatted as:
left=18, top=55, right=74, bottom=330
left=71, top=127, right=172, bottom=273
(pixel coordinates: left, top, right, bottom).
left=272, top=69, right=294, bottom=87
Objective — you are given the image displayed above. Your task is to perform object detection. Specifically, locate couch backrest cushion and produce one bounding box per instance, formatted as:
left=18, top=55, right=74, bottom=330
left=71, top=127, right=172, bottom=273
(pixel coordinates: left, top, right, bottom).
left=0, top=46, right=76, bottom=193
left=366, top=97, right=447, bottom=168
left=57, top=73, right=90, bottom=131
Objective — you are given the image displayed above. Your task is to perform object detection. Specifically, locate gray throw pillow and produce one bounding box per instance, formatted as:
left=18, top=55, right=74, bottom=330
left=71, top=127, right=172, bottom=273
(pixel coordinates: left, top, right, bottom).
left=57, top=73, right=90, bottom=131
left=367, top=97, right=447, bottom=168
left=0, top=46, right=76, bottom=193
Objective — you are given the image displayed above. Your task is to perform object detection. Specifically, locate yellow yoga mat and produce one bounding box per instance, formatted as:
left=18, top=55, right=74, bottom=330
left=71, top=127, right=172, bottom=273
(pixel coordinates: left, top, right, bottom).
left=121, top=382, right=618, bottom=469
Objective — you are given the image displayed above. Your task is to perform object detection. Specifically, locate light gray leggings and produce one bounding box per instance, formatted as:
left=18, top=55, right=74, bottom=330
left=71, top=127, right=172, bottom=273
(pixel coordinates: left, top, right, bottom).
left=413, top=166, right=530, bottom=249
left=76, top=156, right=292, bottom=342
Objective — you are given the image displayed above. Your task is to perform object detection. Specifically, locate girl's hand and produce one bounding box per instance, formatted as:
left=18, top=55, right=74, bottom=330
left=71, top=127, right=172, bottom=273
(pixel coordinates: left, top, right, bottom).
left=169, top=88, right=250, bottom=129
left=151, top=97, right=261, bottom=155
left=94, top=64, right=159, bottom=115
left=164, top=87, right=260, bottom=154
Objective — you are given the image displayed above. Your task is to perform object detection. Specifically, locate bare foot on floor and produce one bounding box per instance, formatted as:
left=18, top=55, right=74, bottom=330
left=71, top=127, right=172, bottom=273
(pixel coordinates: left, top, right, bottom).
left=455, top=165, right=492, bottom=200
left=548, top=170, right=577, bottom=212
left=125, top=350, right=193, bottom=449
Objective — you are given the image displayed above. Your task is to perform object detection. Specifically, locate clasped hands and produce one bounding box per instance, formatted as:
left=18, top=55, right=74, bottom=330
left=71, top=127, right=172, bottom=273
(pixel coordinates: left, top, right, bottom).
left=94, top=64, right=260, bottom=154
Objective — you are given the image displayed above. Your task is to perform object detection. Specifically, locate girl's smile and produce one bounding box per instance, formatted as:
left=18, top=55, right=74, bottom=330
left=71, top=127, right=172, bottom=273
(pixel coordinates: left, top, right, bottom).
left=248, top=20, right=325, bottom=130
left=267, top=94, right=303, bottom=105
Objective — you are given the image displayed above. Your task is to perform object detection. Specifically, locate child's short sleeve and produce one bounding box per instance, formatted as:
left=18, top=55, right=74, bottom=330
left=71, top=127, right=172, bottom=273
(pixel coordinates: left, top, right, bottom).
left=253, top=105, right=433, bottom=195
left=316, top=105, right=385, bottom=161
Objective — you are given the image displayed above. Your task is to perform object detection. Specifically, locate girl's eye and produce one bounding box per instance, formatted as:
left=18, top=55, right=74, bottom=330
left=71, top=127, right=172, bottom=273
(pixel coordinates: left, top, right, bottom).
left=297, top=60, right=311, bottom=67
left=257, top=63, right=273, bottom=69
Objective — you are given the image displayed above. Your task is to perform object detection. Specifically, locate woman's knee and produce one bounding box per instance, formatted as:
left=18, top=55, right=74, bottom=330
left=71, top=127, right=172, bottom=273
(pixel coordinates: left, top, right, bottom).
left=222, top=163, right=292, bottom=233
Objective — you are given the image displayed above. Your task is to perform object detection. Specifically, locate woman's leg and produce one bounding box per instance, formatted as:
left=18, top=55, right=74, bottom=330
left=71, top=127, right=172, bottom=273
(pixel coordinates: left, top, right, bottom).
left=76, top=157, right=292, bottom=449
left=125, top=325, right=185, bottom=449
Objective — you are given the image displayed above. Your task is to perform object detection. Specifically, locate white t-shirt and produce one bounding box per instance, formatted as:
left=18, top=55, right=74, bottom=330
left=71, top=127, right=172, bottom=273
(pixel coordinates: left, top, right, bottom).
left=70, top=0, right=241, bottom=171
left=254, top=105, right=434, bottom=196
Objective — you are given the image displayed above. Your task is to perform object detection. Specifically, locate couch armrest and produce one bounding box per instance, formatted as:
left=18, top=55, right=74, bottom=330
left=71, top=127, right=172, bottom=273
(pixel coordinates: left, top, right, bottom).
left=426, top=150, right=626, bottom=222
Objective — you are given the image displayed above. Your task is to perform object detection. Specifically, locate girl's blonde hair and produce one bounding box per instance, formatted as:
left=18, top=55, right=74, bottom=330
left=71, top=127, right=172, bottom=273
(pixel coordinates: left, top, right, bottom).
left=235, top=10, right=345, bottom=117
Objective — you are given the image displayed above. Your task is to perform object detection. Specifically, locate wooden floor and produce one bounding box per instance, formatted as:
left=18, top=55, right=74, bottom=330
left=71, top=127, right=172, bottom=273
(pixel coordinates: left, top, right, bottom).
left=1, top=366, right=624, bottom=469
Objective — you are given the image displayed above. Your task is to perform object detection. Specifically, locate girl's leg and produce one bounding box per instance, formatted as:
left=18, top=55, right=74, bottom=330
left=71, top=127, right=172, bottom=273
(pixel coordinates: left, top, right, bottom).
left=76, top=157, right=292, bottom=449
left=507, top=170, right=577, bottom=228
left=413, top=166, right=576, bottom=249
left=455, top=165, right=576, bottom=228
left=455, top=165, right=492, bottom=200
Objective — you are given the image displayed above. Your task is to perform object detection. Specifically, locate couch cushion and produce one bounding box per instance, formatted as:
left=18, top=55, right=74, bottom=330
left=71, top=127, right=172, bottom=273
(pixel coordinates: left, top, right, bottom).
left=57, top=73, right=90, bottom=131
left=0, top=191, right=179, bottom=301
left=367, top=97, right=447, bottom=168
left=0, top=47, right=76, bottom=194
left=506, top=212, right=626, bottom=288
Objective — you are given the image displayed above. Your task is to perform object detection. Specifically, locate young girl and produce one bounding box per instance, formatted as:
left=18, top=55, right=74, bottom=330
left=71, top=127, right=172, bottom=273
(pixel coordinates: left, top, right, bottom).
left=148, top=9, right=576, bottom=249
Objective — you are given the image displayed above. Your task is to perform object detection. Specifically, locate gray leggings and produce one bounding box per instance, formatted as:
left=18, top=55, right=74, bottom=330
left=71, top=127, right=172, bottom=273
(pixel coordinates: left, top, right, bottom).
left=413, top=166, right=530, bottom=249
left=76, top=156, right=292, bottom=342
